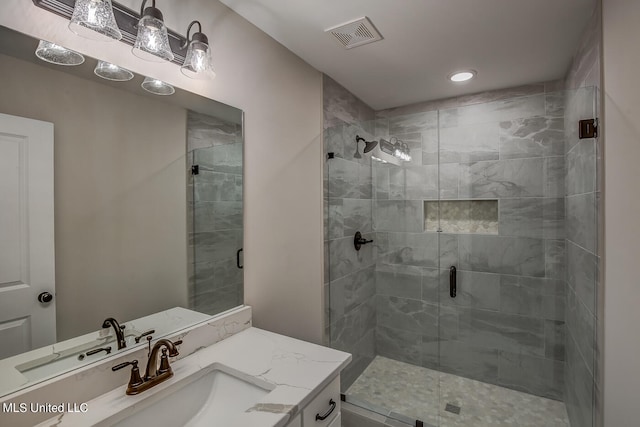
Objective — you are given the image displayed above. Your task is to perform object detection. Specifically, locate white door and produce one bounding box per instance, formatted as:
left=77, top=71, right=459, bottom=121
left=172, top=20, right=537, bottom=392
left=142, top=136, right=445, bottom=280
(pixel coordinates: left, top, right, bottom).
left=0, top=113, right=55, bottom=359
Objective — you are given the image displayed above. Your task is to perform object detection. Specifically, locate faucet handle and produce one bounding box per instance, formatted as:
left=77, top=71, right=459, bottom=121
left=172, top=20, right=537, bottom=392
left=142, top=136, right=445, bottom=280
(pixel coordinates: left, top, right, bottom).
left=112, top=360, right=143, bottom=390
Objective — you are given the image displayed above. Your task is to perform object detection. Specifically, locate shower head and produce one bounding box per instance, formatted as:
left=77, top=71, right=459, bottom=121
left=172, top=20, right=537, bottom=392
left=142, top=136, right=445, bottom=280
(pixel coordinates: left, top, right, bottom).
left=363, top=139, right=378, bottom=153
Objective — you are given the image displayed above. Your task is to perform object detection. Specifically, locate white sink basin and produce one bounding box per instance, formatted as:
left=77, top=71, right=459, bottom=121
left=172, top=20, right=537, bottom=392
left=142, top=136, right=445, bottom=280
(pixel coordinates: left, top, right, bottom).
left=102, top=364, right=274, bottom=427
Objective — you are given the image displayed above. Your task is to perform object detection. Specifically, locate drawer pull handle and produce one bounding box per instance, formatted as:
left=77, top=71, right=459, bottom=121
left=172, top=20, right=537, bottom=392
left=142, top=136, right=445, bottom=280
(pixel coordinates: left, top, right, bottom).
left=315, top=398, right=336, bottom=421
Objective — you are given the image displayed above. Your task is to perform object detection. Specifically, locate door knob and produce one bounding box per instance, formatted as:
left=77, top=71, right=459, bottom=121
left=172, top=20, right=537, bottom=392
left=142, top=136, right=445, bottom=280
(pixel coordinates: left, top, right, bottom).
left=38, top=292, right=53, bottom=303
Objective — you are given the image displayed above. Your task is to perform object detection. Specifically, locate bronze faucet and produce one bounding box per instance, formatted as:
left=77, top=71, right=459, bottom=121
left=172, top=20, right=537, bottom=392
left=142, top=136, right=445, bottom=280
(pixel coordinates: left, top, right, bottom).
left=102, top=317, right=127, bottom=350
left=112, top=339, right=182, bottom=395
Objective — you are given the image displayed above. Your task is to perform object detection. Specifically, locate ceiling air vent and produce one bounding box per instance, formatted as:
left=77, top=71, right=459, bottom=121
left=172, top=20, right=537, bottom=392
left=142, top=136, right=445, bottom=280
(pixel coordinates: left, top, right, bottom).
left=325, top=17, right=383, bottom=49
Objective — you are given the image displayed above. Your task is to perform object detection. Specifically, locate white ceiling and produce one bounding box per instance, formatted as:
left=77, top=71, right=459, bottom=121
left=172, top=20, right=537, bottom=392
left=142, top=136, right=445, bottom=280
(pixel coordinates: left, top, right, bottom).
left=219, top=0, right=596, bottom=110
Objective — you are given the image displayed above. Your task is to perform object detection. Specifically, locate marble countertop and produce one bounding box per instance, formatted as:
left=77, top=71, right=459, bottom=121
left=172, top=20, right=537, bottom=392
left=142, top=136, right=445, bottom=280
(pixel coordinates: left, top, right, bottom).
left=35, top=327, right=351, bottom=427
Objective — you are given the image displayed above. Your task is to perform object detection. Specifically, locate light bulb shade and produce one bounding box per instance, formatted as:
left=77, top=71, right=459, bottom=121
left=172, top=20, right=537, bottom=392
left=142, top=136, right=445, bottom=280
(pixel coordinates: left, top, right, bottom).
left=132, top=13, right=174, bottom=62
left=141, top=76, right=175, bottom=95
left=69, top=0, right=122, bottom=41
left=181, top=38, right=215, bottom=79
left=35, top=40, right=85, bottom=66
left=94, top=60, right=134, bottom=81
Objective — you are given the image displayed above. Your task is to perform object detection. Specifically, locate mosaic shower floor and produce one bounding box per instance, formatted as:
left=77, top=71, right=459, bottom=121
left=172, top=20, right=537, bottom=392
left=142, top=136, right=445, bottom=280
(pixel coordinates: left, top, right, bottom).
left=347, top=356, right=570, bottom=427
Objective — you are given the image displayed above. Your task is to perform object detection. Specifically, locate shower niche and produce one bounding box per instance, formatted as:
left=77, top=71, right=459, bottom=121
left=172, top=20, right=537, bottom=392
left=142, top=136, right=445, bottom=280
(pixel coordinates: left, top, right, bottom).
left=424, top=199, right=498, bottom=234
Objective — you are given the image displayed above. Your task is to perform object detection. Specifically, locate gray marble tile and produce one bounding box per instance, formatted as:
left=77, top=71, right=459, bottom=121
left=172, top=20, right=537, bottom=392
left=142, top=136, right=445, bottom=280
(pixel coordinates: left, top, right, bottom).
left=566, top=289, right=595, bottom=376
left=327, top=198, right=344, bottom=239
left=328, top=157, right=362, bottom=199
left=375, top=263, right=422, bottom=300
left=544, top=156, right=565, bottom=198
left=439, top=270, right=501, bottom=311
left=439, top=122, right=500, bottom=163
left=328, top=233, right=376, bottom=281
left=443, top=95, right=546, bottom=128
left=359, top=162, right=374, bottom=199
left=564, top=87, right=596, bottom=154
left=331, top=298, right=376, bottom=352
left=545, top=239, right=566, bottom=280
left=499, top=276, right=565, bottom=321
left=455, top=83, right=546, bottom=107
left=567, top=241, right=597, bottom=315
left=459, top=158, right=544, bottom=198
left=193, top=202, right=243, bottom=232
left=344, top=199, right=373, bottom=235
left=389, top=165, right=438, bottom=200
left=566, top=192, right=597, bottom=253
left=457, top=308, right=546, bottom=357
left=376, top=295, right=438, bottom=336
left=421, top=268, right=441, bottom=302
left=566, top=140, right=597, bottom=196
left=421, top=128, right=439, bottom=166
left=542, top=197, right=566, bottom=239
left=545, top=320, right=566, bottom=361
left=194, top=143, right=243, bottom=175
left=382, top=232, right=457, bottom=269
left=323, top=74, right=371, bottom=128
left=499, top=117, right=564, bottom=159
left=565, top=331, right=595, bottom=427
left=376, top=325, right=422, bottom=366
left=545, top=92, right=565, bottom=117
left=193, top=283, right=241, bottom=316
left=437, top=340, right=499, bottom=383
left=439, top=163, right=460, bottom=199
left=458, top=235, right=545, bottom=277
left=324, top=124, right=346, bottom=159
left=499, top=198, right=543, bottom=238
left=497, top=351, right=564, bottom=400
left=388, top=111, right=437, bottom=135
left=193, top=171, right=242, bottom=202
left=373, top=163, right=390, bottom=200
left=373, top=201, right=424, bottom=232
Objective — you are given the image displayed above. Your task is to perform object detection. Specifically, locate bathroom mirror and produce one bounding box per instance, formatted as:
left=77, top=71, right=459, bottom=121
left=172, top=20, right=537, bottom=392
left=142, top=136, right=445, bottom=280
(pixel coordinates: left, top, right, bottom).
left=0, top=25, right=243, bottom=397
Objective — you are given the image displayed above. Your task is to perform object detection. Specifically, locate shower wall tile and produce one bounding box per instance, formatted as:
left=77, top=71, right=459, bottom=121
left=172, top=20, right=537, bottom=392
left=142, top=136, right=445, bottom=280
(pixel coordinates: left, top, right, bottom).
left=421, top=128, right=439, bottom=165
left=328, top=157, right=362, bottom=199
left=373, top=200, right=424, bottom=232
left=436, top=340, right=499, bottom=384
left=194, top=143, right=243, bottom=175
left=439, top=122, right=500, bottom=163
left=458, top=235, right=545, bottom=277
left=388, top=166, right=438, bottom=200
left=421, top=268, right=441, bottom=302
left=193, top=202, right=243, bottom=232
left=457, top=308, right=546, bottom=358
left=376, top=295, right=438, bottom=336
left=439, top=163, right=460, bottom=199
left=376, top=325, right=422, bottom=366
left=497, top=351, right=564, bottom=400
left=543, top=156, right=565, bottom=198
left=545, top=91, right=565, bottom=117
left=545, top=239, right=566, bottom=280
left=193, top=172, right=242, bottom=202
left=459, top=158, right=544, bottom=198
left=381, top=232, right=457, bottom=268
left=566, top=289, right=595, bottom=375
left=545, top=320, right=566, bottom=361
left=499, top=117, right=564, bottom=159
left=565, top=331, right=595, bottom=427
left=567, top=241, right=597, bottom=314
left=327, top=198, right=344, bottom=239
left=566, top=139, right=597, bottom=196
left=330, top=265, right=376, bottom=322
left=373, top=163, right=390, bottom=199
left=328, top=233, right=376, bottom=281
left=375, top=263, right=422, bottom=300
left=499, top=198, right=544, bottom=237
left=344, top=199, right=373, bottom=235
left=440, top=94, right=546, bottom=128
left=323, top=74, right=374, bottom=128
left=388, top=111, right=437, bottom=135
left=566, top=192, right=597, bottom=253
left=500, top=275, right=565, bottom=321
left=331, top=297, right=376, bottom=353
left=439, top=270, right=501, bottom=311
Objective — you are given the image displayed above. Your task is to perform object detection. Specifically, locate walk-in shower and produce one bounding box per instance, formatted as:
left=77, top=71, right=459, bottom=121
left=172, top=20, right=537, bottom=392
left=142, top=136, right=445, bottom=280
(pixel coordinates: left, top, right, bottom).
left=324, top=85, right=599, bottom=427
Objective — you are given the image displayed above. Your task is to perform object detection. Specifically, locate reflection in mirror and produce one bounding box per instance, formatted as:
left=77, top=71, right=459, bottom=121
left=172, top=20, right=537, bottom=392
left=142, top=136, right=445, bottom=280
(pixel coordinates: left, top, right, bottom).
left=0, top=25, right=243, bottom=397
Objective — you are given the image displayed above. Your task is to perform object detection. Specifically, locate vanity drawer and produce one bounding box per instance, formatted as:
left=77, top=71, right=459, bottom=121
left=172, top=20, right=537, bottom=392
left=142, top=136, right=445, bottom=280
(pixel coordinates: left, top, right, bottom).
left=286, top=413, right=302, bottom=427
left=302, top=375, right=340, bottom=426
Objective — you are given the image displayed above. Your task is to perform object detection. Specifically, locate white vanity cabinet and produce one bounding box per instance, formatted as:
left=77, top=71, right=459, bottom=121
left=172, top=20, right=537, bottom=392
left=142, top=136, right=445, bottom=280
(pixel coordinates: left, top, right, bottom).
left=285, top=375, right=340, bottom=427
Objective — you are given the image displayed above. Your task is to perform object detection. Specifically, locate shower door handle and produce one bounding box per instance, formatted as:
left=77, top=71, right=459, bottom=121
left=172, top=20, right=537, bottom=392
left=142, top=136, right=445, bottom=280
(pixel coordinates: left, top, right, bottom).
left=449, top=266, right=456, bottom=298
left=237, top=248, right=243, bottom=269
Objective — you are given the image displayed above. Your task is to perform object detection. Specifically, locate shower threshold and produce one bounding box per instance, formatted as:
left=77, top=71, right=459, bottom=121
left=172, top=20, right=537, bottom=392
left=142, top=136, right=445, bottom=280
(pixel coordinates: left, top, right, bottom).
left=346, top=356, right=569, bottom=427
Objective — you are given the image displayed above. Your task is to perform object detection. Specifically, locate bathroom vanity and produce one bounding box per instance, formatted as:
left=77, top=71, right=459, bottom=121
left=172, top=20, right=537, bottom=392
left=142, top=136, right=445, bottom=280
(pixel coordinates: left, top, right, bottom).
left=0, top=307, right=350, bottom=427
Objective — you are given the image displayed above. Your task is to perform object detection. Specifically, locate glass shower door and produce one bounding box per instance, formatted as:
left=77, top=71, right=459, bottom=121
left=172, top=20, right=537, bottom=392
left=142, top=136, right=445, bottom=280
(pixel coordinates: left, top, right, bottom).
left=436, top=87, right=598, bottom=427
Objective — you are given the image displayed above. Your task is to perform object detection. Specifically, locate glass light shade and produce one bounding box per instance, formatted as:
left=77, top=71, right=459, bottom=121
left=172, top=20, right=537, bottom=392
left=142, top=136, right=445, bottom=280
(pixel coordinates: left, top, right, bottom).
left=35, top=40, right=85, bottom=66
left=181, top=40, right=216, bottom=79
left=69, top=0, right=122, bottom=41
left=132, top=15, right=174, bottom=62
left=94, top=61, right=134, bottom=81
left=141, top=77, right=175, bottom=95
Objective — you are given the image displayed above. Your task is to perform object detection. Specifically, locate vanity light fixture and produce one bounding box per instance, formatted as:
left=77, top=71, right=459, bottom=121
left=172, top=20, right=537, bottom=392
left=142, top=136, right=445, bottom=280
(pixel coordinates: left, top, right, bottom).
left=449, top=70, right=476, bottom=83
left=35, top=40, right=85, bottom=66
left=132, top=0, right=174, bottom=62
left=181, top=21, right=216, bottom=80
left=94, top=60, right=134, bottom=81
left=141, top=76, right=175, bottom=95
left=69, top=0, right=123, bottom=42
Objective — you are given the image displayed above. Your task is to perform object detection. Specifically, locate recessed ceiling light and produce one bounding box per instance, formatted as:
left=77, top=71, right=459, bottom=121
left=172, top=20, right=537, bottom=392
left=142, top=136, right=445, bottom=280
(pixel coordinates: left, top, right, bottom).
left=449, top=70, right=476, bottom=83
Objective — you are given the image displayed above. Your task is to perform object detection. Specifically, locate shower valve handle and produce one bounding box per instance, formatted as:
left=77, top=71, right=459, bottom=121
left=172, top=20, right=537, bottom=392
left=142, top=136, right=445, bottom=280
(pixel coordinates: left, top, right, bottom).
left=354, top=231, right=373, bottom=251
